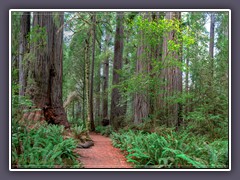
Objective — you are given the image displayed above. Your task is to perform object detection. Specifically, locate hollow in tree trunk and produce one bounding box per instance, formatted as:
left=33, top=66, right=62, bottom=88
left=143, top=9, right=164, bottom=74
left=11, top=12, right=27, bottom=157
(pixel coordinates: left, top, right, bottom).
left=24, top=12, right=70, bottom=128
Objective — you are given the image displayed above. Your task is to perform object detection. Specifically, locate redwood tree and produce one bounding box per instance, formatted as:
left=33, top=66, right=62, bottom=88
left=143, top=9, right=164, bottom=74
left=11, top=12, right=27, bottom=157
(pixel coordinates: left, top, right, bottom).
left=24, top=12, right=70, bottom=128
left=133, top=25, right=149, bottom=124
left=133, top=13, right=163, bottom=125
left=161, top=12, right=182, bottom=127
left=110, top=12, right=125, bottom=130
left=19, top=12, right=30, bottom=96
left=209, top=12, right=215, bottom=81
left=89, top=14, right=96, bottom=131
left=102, top=34, right=110, bottom=119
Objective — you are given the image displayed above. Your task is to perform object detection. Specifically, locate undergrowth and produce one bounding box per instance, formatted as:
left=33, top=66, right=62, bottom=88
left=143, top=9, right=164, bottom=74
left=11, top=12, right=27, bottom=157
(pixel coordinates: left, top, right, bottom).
left=11, top=82, right=82, bottom=168
left=71, top=124, right=87, bottom=139
left=12, top=120, right=81, bottom=168
left=95, top=125, right=113, bottom=137
left=111, top=128, right=228, bottom=168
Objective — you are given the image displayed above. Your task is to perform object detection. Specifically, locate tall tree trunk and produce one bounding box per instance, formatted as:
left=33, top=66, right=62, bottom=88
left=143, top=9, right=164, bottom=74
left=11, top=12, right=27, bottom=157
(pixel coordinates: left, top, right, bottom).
left=122, top=38, right=129, bottom=117
left=209, top=13, right=215, bottom=79
left=161, top=12, right=182, bottom=128
left=110, top=12, right=125, bottom=130
left=185, top=16, right=190, bottom=120
left=89, top=14, right=96, bottom=131
left=19, top=12, right=30, bottom=97
left=133, top=13, right=164, bottom=126
left=24, top=12, right=70, bottom=128
left=95, top=44, right=101, bottom=124
left=185, top=51, right=189, bottom=116
left=150, top=12, right=164, bottom=125
left=82, top=40, right=87, bottom=128
left=102, top=34, right=110, bottom=119
left=208, top=12, right=215, bottom=115
left=134, top=36, right=149, bottom=124
left=85, top=33, right=91, bottom=130
left=209, top=13, right=215, bottom=59
left=176, top=13, right=183, bottom=129
left=11, top=12, right=21, bottom=84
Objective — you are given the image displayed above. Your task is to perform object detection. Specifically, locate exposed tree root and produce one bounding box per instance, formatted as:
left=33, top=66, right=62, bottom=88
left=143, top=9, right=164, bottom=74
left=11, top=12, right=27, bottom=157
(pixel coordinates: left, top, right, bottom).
left=20, top=106, right=70, bottom=129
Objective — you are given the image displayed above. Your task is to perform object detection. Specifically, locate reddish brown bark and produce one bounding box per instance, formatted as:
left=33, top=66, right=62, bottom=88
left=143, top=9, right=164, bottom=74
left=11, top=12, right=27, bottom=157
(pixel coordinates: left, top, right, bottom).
left=102, top=34, right=110, bottom=119
left=89, top=14, right=96, bottom=131
left=24, top=12, right=70, bottom=128
left=161, top=12, right=182, bottom=127
left=134, top=38, right=149, bottom=124
left=110, top=12, right=125, bottom=130
left=134, top=13, right=157, bottom=125
left=95, top=44, right=101, bottom=123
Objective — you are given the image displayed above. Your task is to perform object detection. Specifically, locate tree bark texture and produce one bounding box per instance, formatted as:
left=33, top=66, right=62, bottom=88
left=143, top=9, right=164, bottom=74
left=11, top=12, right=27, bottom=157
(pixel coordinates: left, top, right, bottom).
left=24, top=12, right=70, bottom=128
left=209, top=13, right=215, bottom=59
left=209, top=13, right=215, bottom=80
left=161, top=12, right=182, bottom=127
left=85, top=32, right=91, bottom=130
left=89, top=14, right=96, bottom=131
left=19, top=12, right=30, bottom=96
left=95, top=43, right=101, bottom=123
left=102, top=34, right=110, bottom=119
left=149, top=13, right=164, bottom=119
left=133, top=13, right=165, bottom=125
left=133, top=35, right=149, bottom=124
left=110, top=12, right=125, bottom=130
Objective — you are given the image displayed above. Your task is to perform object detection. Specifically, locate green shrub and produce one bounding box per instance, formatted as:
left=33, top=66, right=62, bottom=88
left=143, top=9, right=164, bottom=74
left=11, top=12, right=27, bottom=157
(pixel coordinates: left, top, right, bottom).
left=71, top=124, right=86, bottom=139
left=185, top=106, right=228, bottom=140
left=95, top=125, right=113, bottom=136
left=68, top=117, right=85, bottom=127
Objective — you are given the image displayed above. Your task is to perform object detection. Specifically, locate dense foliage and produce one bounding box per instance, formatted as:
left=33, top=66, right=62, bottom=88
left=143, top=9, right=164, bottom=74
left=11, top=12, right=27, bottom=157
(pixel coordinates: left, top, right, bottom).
left=11, top=81, right=81, bottom=168
left=11, top=11, right=229, bottom=169
left=12, top=122, right=80, bottom=168
left=111, top=129, right=228, bottom=168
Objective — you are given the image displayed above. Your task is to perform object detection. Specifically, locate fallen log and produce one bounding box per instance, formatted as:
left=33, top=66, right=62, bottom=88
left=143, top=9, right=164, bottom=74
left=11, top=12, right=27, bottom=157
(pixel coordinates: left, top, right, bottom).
left=77, top=141, right=94, bottom=149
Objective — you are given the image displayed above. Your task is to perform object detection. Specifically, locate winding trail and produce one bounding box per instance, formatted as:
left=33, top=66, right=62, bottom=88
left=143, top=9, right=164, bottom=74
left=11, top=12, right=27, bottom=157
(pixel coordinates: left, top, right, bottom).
left=75, top=132, right=132, bottom=168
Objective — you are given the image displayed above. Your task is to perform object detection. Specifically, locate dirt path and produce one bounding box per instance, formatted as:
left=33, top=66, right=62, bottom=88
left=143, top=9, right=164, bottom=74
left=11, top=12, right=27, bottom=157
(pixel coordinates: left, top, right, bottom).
left=75, top=132, right=132, bottom=168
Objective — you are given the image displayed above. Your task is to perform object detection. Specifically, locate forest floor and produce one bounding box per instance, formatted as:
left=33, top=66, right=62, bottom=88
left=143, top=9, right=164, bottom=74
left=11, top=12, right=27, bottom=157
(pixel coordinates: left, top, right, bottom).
left=75, top=132, right=132, bottom=168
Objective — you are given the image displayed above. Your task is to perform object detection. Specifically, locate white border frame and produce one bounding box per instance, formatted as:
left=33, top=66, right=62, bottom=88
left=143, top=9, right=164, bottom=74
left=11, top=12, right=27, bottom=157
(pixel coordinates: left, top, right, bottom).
left=9, top=9, right=231, bottom=171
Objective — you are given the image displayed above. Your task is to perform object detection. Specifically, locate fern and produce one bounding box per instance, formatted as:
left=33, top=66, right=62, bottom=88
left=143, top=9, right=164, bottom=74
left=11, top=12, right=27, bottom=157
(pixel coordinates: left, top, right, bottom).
left=111, top=128, right=228, bottom=168
left=176, top=154, right=206, bottom=168
left=12, top=122, right=80, bottom=168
